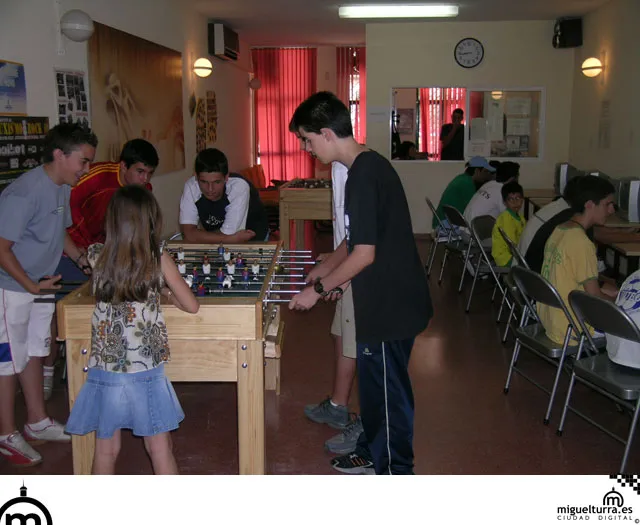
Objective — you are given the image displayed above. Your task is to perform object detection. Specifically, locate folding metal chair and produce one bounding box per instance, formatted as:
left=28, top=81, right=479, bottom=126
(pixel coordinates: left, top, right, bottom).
left=425, top=196, right=459, bottom=276
left=558, top=291, right=640, bottom=473
left=496, top=226, right=531, bottom=341
left=438, top=205, right=477, bottom=292
left=505, top=266, right=582, bottom=425
left=465, top=215, right=510, bottom=313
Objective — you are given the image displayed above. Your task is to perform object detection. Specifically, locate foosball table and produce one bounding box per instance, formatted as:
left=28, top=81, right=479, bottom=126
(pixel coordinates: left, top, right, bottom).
left=278, top=178, right=332, bottom=251
left=57, top=241, right=309, bottom=474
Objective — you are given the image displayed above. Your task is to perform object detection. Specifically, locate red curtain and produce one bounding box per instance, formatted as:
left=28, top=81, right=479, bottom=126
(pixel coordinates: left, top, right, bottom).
left=418, top=87, right=466, bottom=160
left=336, top=47, right=366, bottom=144
left=252, top=48, right=317, bottom=183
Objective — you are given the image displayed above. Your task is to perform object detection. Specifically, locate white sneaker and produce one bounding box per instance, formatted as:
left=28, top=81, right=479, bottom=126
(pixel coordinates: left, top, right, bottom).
left=0, top=431, right=43, bottom=466
left=24, top=418, right=71, bottom=444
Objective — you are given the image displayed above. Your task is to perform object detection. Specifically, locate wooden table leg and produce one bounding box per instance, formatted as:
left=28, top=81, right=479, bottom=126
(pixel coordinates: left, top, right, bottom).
left=294, top=219, right=305, bottom=252
left=279, top=204, right=290, bottom=250
left=236, top=340, right=265, bottom=474
left=66, top=339, right=94, bottom=474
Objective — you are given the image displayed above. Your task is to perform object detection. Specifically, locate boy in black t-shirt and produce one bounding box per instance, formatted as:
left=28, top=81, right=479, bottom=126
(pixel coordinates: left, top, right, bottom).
left=288, top=91, right=433, bottom=475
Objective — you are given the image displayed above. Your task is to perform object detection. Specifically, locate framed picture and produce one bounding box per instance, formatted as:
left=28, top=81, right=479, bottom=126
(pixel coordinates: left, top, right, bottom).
left=396, top=108, right=415, bottom=135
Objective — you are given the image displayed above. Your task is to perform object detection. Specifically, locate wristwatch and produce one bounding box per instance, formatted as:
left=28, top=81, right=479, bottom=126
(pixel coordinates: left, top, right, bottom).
left=313, top=279, right=328, bottom=297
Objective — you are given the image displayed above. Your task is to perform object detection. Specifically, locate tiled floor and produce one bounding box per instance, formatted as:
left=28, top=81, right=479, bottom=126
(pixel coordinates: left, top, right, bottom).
left=2, top=233, right=638, bottom=475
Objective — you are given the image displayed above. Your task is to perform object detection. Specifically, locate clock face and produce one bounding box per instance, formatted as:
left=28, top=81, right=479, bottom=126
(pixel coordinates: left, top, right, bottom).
left=454, top=38, right=484, bottom=68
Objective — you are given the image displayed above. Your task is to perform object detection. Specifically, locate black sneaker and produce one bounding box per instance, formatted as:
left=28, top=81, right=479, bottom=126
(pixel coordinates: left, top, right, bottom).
left=331, top=452, right=375, bottom=475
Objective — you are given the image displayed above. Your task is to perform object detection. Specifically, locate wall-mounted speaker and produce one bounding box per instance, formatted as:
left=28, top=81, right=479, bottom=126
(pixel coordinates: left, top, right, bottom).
left=552, top=17, right=583, bottom=48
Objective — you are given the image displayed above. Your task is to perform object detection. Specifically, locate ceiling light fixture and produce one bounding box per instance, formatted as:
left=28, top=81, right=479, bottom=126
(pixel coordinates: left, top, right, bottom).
left=338, top=4, right=459, bottom=18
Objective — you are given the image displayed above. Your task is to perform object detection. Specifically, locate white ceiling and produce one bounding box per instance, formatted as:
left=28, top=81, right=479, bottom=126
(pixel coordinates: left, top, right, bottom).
left=192, top=0, right=611, bottom=47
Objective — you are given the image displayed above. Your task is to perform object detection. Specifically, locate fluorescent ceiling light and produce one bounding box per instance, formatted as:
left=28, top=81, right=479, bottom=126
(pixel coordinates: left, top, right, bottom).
left=338, top=4, right=459, bottom=18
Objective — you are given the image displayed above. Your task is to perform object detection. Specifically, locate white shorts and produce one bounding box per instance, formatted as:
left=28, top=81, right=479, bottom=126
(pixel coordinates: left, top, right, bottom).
left=0, top=289, right=55, bottom=376
left=330, top=285, right=357, bottom=359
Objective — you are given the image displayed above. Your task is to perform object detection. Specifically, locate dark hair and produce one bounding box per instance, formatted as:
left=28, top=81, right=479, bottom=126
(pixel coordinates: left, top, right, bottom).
left=288, top=91, right=353, bottom=138
left=397, top=141, right=416, bottom=159
left=464, top=165, right=479, bottom=176
left=453, top=108, right=464, bottom=117
left=565, top=175, right=615, bottom=213
left=42, top=122, right=98, bottom=163
left=119, top=139, right=159, bottom=169
left=489, top=160, right=501, bottom=170
left=496, top=161, right=520, bottom=183
left=93, top=185, right=163, bottom=303
left=562, top=175, right=583, bottom=204
left=195, top=148, right=228, bottom=176
left=501, top=181, right=524, bottom=201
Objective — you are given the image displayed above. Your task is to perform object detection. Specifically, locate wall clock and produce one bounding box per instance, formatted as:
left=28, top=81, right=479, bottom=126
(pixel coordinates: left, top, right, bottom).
left=454, top=38, right=484, bottom=68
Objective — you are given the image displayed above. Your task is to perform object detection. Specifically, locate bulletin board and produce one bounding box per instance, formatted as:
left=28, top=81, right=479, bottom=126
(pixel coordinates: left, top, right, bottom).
left=468, top=89, right=543, bottom=159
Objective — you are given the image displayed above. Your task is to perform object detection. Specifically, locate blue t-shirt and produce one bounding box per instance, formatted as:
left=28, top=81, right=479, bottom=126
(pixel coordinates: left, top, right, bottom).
left=0, top=166, right=72, bottom=292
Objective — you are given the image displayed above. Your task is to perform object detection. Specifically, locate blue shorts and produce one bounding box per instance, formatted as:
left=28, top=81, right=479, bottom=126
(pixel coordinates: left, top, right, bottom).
left=65, top=364, right=184, bottom=439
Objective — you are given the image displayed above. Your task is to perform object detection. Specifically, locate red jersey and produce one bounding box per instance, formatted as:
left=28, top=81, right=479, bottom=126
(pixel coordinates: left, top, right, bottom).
left=67, top=162, right=152, bottom=249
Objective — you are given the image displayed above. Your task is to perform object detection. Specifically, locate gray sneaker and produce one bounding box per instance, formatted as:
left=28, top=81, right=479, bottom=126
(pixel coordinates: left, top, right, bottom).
left=325, top=415, right=363, bottom=454
left=304, top=397, right=349, bottom=429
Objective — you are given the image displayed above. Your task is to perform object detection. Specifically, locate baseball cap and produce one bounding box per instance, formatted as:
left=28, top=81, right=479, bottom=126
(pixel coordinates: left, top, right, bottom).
left=468, top=156, right=496, bottom=173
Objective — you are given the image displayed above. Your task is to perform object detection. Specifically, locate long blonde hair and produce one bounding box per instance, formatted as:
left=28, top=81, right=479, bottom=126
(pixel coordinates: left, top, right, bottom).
left=92, top=185, right=163, bottom=303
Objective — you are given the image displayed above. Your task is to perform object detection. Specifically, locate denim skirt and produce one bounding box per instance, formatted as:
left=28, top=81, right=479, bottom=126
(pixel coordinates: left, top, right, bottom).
left=65, top=364, right=184, bottom=439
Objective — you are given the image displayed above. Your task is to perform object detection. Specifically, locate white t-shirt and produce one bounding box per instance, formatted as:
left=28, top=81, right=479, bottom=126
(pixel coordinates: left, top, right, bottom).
left=463, top=180, right=505, bottom=224
left=332, top=162, right=349, bottom=250
left=179, top=175, right=250, bottom=235
left=606, top=271, right=640, bottom=369
left=518, top=198, right=569, bottom=256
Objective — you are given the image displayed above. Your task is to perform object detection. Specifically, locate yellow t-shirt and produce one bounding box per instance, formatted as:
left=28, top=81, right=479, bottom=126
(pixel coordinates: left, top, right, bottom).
left=492, top=209, right=526, bottom=267
left=537, top=225, right=598, bottom=345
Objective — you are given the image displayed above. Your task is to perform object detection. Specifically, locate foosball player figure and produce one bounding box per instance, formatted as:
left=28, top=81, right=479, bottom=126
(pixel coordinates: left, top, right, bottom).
left=222, top=275, right=233, bottom=289
left=242, top=268, right=250, bottom=282
left=177, top=246, right=185, bottom=261
left=217, top=244, right=225, bottom=256
left=216, top=268, right=225, bottom=282
left=236, top=253, right=244, bottom=268
left=202, top=255, right=211, bottom=275
left=178, top=261, right=186, bottom=274
left=251, top=261, right=260, bottom=281
left=226, top=260, right=236, bottom=275
left=223, top=248, right=231, bottom=262
left=197, top=283, right=206, bottom=296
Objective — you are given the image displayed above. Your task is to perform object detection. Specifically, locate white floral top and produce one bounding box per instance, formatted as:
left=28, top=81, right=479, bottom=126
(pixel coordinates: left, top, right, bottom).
left=87, top=243, right=170, bottom=373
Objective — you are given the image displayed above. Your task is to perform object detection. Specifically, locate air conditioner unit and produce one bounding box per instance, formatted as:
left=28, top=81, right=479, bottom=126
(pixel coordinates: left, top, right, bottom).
left=208, top=23, right=239, bottom=61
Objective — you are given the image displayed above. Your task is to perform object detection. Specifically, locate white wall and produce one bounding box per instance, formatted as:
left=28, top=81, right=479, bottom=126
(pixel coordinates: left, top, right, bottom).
left=569, top=0, right=640, bottom=177
left=1, top=0, right=253, bottom=235
left=366, top=21, right=576, bottom=233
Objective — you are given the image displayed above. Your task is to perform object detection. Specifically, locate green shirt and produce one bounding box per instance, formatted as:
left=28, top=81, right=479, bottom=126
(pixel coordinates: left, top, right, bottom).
left=432, top=173, right=476, bottom=228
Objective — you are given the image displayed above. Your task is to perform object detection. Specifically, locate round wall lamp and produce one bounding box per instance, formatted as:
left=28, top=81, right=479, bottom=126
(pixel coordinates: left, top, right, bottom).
left=60, top=9, right=94, bottom=42
left=491, top=90, right=503, bottom=100
left=581, top=57, right=603, bottom=77
left=193, top=58, right=213, bottom=78
left=249, top=77, right=262, bottom=90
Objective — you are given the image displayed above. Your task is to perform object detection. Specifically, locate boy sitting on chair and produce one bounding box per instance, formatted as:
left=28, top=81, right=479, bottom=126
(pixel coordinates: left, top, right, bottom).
left=492, top=182, right=526, bottom=267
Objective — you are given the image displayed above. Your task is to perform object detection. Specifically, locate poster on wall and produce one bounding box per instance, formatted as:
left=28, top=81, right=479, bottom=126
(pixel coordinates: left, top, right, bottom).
left=88, top=22, right=184, bottom=175
left=396, top=108, right=414, bottom=135
left=0, top=116, right=49, bottom=180
left=206, top=90, right=217, bottom=145
left=0, top=60, right=27, bottom=116
left=195, top=98, right=206, bottom=153
left=55, top=69, right=90, bottom=127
